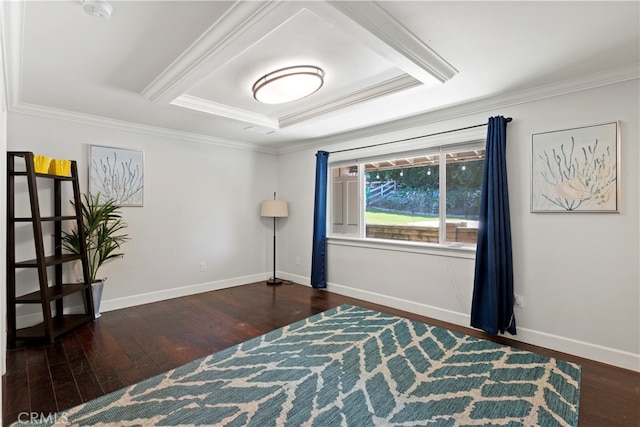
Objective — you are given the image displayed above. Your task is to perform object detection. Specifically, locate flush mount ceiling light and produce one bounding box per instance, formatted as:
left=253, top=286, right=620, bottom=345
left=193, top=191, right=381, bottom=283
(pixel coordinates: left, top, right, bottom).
left=81, top=0, right=113, bottom=19
left=252, top=66, right=324, bottom=104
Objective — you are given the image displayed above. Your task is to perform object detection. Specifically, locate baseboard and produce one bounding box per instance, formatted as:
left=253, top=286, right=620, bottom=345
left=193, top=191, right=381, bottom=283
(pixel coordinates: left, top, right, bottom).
left=99, top=273, right=268, bottom=313
left=15, top=273, right=270, bottom=328
left=327, top=281, right=471, bottom=326
left=279, top=272, right=310, bottom=286
left=514, top=326, right=640, bottom=372
left=284, top=273, right=639, bottom=372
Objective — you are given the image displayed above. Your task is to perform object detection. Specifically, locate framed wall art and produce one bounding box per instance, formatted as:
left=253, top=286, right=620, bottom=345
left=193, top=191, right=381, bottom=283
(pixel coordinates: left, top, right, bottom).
left=531, top=122, right=619, bottom=213
left=89, top=145, right=144, bottom=206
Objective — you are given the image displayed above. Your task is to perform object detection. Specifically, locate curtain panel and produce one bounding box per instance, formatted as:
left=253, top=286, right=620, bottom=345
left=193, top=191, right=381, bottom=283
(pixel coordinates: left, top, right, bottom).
left=311, top=151, right=329, bottom=288
left=471, top=116, right=516, bottom=336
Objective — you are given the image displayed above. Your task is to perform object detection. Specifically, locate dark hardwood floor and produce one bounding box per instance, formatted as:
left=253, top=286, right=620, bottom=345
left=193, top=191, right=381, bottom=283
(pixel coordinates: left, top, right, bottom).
left=3, top=282, right=639, bottom=426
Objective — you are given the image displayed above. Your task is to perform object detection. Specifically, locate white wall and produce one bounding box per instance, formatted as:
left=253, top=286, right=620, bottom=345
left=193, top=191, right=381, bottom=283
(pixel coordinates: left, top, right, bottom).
left=277, top=79, right=640, bottom=371
left=7, top=112, right=278, bottom=320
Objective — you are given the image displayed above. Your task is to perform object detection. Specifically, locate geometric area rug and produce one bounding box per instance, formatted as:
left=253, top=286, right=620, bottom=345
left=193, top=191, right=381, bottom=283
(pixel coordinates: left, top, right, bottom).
left=30, top=304, right=581, bottom=426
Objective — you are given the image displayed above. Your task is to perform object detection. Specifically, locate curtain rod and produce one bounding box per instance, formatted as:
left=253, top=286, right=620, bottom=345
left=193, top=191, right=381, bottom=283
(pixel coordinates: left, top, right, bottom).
left=329, top=117, right=512, bottom=155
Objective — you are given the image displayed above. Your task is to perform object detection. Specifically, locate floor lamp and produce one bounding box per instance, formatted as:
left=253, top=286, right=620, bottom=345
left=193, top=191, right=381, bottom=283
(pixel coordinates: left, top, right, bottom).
left=261, top=193, right=288, bottom=285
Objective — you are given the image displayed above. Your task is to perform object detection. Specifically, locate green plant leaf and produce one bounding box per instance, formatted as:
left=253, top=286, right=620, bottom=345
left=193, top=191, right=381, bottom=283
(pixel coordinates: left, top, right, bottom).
left=61, top=192, right=129, bottom=283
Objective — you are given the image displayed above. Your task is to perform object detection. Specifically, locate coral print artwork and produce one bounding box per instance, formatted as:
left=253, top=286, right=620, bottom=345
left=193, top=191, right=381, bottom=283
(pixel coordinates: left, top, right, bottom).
left=89, top=145, right=144, bottom=206
left=531, top=122, right=619, bottom=212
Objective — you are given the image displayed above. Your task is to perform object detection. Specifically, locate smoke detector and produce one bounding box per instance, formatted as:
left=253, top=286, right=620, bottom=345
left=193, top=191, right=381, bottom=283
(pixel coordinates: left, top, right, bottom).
left=82, top=0, right=113, bottom=19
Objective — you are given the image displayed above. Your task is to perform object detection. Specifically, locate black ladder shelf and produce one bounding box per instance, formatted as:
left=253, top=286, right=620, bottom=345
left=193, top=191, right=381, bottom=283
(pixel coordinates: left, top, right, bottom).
left=7, top=151, right=95, bottom=345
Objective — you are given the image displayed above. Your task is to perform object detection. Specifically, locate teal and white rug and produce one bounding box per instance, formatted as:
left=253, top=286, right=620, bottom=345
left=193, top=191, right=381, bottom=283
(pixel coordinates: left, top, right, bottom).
left=36, top=305, right=581, bottom=426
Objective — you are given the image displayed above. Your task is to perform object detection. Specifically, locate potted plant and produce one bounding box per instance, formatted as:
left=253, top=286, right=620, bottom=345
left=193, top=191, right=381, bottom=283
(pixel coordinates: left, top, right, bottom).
left=62, top=192, right=129, bottom=318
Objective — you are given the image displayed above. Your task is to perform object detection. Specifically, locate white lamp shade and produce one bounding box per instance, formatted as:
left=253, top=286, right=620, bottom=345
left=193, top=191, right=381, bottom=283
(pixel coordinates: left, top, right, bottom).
left=261, top=200, right=288, bottom=217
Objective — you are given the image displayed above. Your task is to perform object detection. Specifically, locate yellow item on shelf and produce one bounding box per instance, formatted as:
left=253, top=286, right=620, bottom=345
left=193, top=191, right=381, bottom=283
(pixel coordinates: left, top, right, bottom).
left=33, top=155, right=52, bottom=174
left=49, top=159, right=71, bottom=176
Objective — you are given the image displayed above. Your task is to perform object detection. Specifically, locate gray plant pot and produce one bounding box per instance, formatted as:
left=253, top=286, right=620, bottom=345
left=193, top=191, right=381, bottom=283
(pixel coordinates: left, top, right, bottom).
left=92, top=280, right=105, bottom=319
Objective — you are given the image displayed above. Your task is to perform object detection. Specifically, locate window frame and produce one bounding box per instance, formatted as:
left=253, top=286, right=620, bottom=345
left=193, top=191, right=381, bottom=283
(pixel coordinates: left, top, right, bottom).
left=327, top=126, right=487, bottom=253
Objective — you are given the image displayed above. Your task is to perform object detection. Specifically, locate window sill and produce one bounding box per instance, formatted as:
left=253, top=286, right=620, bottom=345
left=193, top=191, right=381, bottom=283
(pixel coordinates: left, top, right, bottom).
left=327, top=236, right=476, bottom=260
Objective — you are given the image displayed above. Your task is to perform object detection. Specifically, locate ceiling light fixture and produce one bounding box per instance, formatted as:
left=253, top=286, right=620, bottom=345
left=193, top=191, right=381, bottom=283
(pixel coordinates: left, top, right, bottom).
left=252, top=66, right=324, bottom=104
left=81, top=0, right=113, bottom=19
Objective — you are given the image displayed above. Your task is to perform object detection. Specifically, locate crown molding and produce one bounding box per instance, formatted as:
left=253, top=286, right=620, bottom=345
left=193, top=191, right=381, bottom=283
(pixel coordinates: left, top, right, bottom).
left=279, top=74, right=420, bottom=128
left=10, top=103, right=278, bottom=154
left=321, top=1, right=457, bottom=84
left=171, top=94, right=279, bottom=130
left=1, top=0, right=24, bottom=108
left=277, top=64, right=640, bottom=155
left=388, top=63, right=640, bottom=134
left=502, top=64, right=639, bottom=105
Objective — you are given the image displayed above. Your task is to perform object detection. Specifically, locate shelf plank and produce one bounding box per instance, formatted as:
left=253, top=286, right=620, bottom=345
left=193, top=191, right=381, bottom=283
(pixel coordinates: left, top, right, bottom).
left=13, top=215, right=78, bottom=222
left=15, top=314, right=93, bottom=341
left=16, top=284, right=90, bottom=303
left=15, top=253, right=83, bottom=268
left=10, top=171, right=74, bottom=181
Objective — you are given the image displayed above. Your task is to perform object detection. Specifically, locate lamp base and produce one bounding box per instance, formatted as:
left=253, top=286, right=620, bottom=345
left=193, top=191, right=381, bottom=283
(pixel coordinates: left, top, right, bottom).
left=266, top=278, right=283, bottom=286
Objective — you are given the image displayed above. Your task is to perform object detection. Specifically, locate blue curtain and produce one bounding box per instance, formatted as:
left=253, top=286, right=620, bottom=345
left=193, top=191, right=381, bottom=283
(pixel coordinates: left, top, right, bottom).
left=471, top=116, right=516, bottom=336
left=311, top=151, right=329, bottom=288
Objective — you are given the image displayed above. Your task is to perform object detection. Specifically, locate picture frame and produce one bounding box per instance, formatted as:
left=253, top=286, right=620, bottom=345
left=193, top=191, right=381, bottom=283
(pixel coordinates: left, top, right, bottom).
left=89, top=145, right=144, bottom=207
left=531, top=122, right=619, bottom=213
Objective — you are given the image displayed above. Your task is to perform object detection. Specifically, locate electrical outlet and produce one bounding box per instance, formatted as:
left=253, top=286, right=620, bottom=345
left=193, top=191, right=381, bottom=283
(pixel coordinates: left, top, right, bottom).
left=295, top=257, right=300, bottom=266
left=514, top=294, right=524, bottom=308
left=199, top=262, right=207, bottom=272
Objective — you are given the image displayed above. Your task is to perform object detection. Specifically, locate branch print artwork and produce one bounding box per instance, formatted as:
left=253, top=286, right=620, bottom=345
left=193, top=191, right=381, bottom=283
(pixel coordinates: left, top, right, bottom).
left=90, top=146, right=144, bottom=206
left=531, top=122, right=619, bottom=212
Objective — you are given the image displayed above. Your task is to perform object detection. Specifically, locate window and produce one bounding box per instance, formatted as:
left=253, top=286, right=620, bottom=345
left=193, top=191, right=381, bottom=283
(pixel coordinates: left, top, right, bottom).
left=330, top=142, right=485, bottom=247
